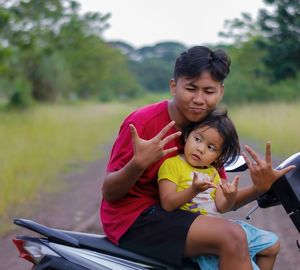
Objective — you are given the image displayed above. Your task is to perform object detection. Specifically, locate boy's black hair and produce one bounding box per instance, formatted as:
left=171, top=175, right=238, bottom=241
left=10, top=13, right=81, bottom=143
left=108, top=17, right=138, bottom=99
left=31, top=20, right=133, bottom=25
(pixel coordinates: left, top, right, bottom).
left=181, top=108, right=240, bottom=168
left=173, top=46, right=231, bottom=83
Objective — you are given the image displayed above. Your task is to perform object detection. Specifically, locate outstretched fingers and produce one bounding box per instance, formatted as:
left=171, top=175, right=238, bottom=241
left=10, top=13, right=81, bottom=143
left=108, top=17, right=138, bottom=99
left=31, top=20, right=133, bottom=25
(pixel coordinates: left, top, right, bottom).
left=244, top=144, right=262, bottom=165
left=220, top=175, right=239, bottom=192
left=163, top=146, right=179, bottom=156
left=162, top=130, right=182, bottom=146
left=159, top=121, right=181, bottom=153
left=243, top=142, right=297, bottom=193
left=242, top=151, right=254, bottom=171
left=156, top=121, right=177, bottom=140
left=277, top=165, right=296, bottom=178
left=232, top=175, right=240, bottom=188
left=129, top=124, right=139, bottom=142
left=265, top=141, right=272, bottom=164
left=129, top=121, right=182, bottom=164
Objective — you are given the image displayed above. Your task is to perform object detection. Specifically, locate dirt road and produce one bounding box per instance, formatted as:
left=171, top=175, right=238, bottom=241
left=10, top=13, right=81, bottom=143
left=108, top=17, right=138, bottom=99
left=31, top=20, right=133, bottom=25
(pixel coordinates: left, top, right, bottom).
left=1, top=148, right=299, bottom=270
left=0, top=154, right=107, bottom=270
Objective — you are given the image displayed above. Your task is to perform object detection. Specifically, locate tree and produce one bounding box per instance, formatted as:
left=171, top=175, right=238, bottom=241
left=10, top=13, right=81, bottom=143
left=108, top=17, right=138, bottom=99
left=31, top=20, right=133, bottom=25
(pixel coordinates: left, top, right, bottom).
left=219, top=0, right=300, bottom=82
left=111, top=41, right=187, bottom=92
left=0, top=0, right=112, bottom=102
left=257, top=0, right=300, bottom=81
left=219, top=12, right=261, bottom=45
left=132, top=42, right=186, bottom=92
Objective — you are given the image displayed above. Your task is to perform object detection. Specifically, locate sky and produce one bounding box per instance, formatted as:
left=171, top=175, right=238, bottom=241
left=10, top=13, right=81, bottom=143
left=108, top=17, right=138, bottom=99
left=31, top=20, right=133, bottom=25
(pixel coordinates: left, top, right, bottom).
left=78, top=0, right=267, bottom=48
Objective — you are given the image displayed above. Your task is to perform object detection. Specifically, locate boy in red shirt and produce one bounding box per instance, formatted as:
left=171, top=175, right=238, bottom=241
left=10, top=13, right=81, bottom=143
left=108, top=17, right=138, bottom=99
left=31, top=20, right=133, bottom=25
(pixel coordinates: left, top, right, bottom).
left=101, top=46, right=294, bottom=269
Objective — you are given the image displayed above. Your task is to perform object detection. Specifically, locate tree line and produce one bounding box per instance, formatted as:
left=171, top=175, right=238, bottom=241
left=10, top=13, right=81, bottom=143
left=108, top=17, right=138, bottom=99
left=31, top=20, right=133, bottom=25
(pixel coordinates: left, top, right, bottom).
left=0, top=0, right=144, bottom=107
left=0, top=0, right=299, bottom=107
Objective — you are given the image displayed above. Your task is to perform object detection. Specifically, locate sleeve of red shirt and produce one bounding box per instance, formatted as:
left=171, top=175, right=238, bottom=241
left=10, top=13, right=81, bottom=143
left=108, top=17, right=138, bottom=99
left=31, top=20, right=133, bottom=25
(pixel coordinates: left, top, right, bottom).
left=218, top=167, right=227, bottom=180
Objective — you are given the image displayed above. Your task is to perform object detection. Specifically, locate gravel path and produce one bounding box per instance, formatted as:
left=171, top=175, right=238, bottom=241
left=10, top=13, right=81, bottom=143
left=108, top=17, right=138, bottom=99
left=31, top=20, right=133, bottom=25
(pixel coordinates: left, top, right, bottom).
left=1, top=146, right=299, bottom=270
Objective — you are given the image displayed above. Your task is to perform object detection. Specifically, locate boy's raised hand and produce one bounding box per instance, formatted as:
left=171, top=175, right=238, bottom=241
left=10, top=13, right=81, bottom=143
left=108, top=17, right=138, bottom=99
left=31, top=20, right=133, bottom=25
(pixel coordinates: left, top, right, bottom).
left=129, top=121, right=181, bottom=170
left=243, top=142, right=296, bottom=194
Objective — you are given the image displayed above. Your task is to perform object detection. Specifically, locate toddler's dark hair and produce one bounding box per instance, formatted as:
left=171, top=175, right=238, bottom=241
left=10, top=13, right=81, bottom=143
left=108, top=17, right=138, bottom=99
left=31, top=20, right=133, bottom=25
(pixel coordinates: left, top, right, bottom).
left=173, top=46, right=231, bottom=83
left=182, top=108, right=240, bottom=168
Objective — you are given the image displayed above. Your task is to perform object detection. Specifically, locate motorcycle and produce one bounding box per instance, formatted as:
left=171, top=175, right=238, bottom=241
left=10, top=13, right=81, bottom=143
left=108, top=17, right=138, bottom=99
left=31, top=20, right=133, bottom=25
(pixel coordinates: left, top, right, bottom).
left=13, top=152, right=300, bottom=270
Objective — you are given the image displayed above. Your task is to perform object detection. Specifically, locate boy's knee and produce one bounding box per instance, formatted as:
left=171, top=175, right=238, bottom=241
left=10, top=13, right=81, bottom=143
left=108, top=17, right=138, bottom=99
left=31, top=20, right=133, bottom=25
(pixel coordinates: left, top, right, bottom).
left=227, top=222, right=247, bottom=242
left=222, top=223, right=248, bottom=255
left=261, top=240, right=280, bottom=257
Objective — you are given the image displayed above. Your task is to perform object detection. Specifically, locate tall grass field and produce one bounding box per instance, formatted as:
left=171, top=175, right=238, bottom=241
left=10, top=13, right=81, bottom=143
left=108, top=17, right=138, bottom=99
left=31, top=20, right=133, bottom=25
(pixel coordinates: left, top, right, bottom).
left=0, top=100, right=299, bottom=235
left=230, top=102, right=300, bottom=157
left=0, top=103, right=134, bottom=235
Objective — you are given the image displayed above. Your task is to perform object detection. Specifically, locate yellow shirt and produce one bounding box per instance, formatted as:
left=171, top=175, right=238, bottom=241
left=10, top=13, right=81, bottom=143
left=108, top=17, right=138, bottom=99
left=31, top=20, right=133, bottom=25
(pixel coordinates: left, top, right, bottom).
left=157, top=155, right=221, bottom=215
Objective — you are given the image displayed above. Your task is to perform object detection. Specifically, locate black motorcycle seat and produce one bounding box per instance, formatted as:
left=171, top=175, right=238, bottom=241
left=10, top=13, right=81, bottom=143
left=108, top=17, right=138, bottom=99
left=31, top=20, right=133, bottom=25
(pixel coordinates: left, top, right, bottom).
left=14, top=218, right=198, bottom=269
left=59, top=230, right=199, bottom=269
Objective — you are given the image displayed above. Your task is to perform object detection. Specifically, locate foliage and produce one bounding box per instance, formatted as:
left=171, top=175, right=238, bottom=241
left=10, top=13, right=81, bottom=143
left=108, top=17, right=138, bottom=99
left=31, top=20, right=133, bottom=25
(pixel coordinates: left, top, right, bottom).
left=223, top=40, right=300, bottom=103
left=219, top=13, right=261, bottom=45
left=111, top=41, right=187, bottom=92
left=0, top=0, right=143, bottom=106
left=220, top=0, right=300, bottom=83
left=8, top=76, right=33, bottom=108
left=256, top=0, right=300, bottom=82
left=111, top=36, right=299, bottom=103
left=0, top=0, right=299, bottom=106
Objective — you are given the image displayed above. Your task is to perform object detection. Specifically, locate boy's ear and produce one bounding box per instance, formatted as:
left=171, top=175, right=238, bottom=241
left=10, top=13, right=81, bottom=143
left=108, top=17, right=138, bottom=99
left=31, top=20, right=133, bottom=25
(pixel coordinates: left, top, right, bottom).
left=219, top=84, right=225, bottom=102
left=169, top=79, right=176, bottom=96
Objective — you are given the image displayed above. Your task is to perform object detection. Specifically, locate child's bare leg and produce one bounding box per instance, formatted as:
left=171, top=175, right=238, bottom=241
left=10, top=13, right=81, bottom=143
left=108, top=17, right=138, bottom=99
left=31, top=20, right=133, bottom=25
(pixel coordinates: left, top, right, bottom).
left=256, top=240, right=280, bottom=270
left=184, top=215, right=252, bottom=270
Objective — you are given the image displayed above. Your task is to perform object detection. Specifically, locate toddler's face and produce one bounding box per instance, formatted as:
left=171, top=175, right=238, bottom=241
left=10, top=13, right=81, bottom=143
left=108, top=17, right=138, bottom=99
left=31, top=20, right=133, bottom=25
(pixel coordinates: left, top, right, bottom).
left=184, top=125, right=223, bottom=167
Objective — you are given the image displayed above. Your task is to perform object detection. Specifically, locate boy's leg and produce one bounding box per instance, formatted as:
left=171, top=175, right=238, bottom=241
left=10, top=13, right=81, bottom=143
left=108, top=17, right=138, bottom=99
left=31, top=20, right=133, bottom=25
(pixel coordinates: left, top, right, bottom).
left=233, top=220, right=280, bottom=270
left=184, top=215, right=252, bottom=270
left=255, top=240, right=280, bottom=270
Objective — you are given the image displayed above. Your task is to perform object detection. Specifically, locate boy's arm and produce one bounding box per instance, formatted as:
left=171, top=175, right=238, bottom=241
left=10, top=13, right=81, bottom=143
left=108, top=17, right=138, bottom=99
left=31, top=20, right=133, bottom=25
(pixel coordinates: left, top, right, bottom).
left=102, top=159, right=146, bottom=202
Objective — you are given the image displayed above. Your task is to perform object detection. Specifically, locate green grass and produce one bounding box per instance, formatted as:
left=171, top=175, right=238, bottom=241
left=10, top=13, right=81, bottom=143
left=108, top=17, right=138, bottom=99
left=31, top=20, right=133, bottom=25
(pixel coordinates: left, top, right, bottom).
left=229, top=102, right=300, bottom=157
left=0, top=102, right=135, bottom=235
left=0, top=99, right=298, bottom=235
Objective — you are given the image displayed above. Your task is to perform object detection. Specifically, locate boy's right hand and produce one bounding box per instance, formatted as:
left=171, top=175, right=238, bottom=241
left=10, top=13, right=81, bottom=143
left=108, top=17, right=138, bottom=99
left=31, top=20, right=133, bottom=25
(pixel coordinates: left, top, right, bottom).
left=129, top=121, right=182, bottom=170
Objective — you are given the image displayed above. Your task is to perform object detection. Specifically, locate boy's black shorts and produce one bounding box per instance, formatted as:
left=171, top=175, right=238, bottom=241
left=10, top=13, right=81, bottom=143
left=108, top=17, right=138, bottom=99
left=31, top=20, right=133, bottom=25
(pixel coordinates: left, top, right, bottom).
left=119, top=205, right=198, bottom=267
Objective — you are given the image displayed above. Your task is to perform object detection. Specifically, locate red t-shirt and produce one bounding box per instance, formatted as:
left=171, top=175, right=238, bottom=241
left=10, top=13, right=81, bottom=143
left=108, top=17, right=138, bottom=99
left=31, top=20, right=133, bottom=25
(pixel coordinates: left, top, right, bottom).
left=100, top=100, right=227, bottom=244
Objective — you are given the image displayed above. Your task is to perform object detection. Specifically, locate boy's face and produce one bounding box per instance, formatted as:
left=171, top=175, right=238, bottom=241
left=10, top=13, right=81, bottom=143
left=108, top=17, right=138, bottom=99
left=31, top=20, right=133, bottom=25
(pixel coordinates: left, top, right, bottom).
left=183, top=125, right=223, bottom=167
left=169, top=71, right=224, bottom=128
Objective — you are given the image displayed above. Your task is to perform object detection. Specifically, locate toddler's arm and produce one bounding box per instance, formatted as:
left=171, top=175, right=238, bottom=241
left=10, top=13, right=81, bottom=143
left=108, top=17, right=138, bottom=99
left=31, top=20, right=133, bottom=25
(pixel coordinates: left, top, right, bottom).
left=158, top=172, right=216, bottom=212
left=215, top=176, right=239, bottom=213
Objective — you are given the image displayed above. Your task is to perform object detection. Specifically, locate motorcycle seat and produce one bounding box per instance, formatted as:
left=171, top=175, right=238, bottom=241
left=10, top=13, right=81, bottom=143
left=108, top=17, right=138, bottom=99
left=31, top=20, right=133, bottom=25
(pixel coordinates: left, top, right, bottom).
left=14, top=218, right=199, bottom=269
left=59, top=230, right=199, bottom=270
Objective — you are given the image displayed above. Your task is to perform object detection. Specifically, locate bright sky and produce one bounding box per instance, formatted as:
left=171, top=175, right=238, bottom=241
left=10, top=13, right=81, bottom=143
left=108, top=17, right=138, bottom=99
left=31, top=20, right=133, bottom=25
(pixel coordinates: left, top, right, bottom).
left=78, top=0, right=267, bottom=48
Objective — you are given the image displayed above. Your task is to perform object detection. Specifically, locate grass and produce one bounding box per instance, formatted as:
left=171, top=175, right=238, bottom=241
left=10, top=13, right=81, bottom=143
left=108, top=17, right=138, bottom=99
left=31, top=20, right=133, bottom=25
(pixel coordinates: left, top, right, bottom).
left=229, top=102, right=300, bottom=157
left=0, top=99, right=298, bottom=235
left=0, top=102, right=135, bottom=235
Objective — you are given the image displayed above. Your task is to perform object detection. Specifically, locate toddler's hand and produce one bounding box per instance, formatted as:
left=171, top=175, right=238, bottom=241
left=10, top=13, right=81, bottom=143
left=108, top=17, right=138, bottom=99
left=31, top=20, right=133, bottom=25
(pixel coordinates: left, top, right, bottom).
left=220, top=175, right=239, bottom=202
left=192, top=172, right=216, bottom=193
